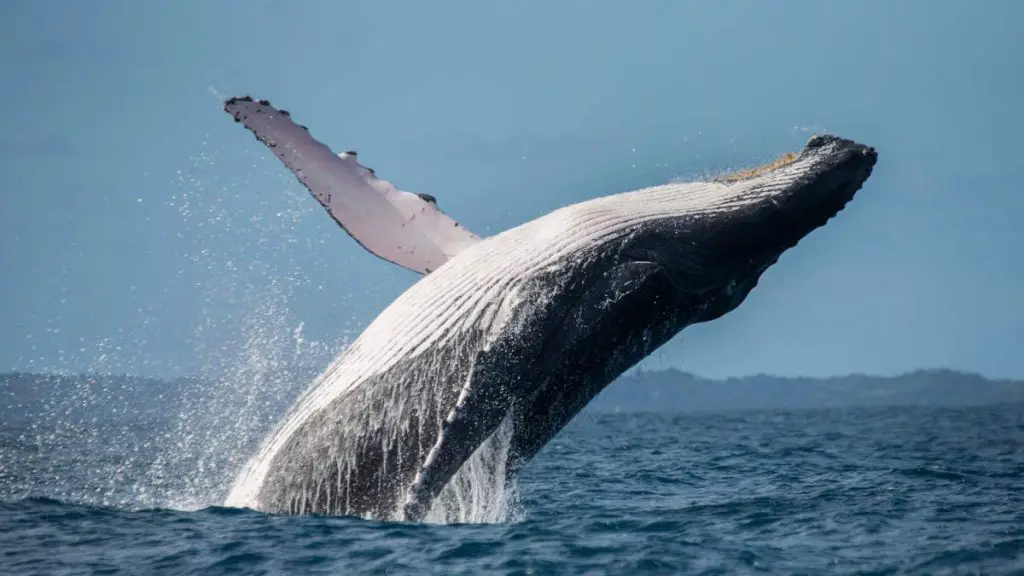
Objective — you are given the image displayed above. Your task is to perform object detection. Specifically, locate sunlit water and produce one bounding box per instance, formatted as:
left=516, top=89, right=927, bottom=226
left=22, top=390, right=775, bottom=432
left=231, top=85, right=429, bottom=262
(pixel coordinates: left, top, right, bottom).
left=2, top=406, right=1023, bottom=574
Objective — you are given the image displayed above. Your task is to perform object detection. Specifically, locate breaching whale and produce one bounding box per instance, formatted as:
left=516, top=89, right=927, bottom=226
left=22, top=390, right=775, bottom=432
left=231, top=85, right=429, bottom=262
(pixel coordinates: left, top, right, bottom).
left=220, top=96, right=878, bottom=521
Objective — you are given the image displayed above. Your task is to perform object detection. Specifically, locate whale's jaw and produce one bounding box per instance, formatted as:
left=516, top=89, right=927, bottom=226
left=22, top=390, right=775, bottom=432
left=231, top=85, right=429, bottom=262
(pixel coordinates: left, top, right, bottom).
left=690, top=134, right=878, bottom=323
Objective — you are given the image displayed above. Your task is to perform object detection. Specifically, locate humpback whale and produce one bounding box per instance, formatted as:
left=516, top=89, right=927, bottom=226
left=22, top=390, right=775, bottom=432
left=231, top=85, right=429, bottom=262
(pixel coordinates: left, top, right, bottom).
left=220, top=96, right=878, bottom=521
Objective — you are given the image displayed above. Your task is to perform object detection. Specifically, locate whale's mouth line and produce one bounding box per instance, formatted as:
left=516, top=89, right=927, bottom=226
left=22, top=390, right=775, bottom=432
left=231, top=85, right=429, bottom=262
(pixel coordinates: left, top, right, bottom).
left=788, top=149, right=877, bottom=232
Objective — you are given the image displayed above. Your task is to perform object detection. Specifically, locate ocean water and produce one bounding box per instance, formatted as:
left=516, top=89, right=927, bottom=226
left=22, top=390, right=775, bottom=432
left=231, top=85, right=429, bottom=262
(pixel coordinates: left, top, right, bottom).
left=2, top=404, right=1023, bottom=575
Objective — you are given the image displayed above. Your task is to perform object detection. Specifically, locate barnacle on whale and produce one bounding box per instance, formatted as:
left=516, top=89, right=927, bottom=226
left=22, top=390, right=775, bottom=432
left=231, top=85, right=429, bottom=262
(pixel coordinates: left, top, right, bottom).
left=717, top=151, right=799, bottom=183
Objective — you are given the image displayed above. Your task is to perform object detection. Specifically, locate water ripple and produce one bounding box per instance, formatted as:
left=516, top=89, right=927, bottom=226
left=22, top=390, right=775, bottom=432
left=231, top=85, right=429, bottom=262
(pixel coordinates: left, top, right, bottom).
left=2, top=405, right=1023, bottom=574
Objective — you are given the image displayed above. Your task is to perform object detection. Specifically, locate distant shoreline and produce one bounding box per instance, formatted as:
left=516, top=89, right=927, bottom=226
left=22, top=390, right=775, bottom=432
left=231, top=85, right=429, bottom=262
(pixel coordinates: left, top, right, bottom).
left=2, top=366, right=1019, bottom=384
left=2, top=368, right=1021, bottom=420
left=595, top=368, right=1024, bottom=413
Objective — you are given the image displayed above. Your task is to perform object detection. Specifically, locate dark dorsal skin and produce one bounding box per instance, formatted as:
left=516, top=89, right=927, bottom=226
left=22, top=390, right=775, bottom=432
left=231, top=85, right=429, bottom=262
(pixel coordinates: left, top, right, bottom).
left=504, top=138, right=878, bottom=479
left=505, top=260, right=695, bottom=473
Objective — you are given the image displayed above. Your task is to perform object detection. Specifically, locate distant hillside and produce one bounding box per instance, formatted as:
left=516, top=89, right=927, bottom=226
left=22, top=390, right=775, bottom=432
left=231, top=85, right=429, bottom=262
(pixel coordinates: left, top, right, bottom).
left=2, top=368, right=1022, bottom=425
left=589, top=368, right=1024, bottom=413
left=0, top=372, right=191, bottom=425
left=0, top=368, right=312, bottom=427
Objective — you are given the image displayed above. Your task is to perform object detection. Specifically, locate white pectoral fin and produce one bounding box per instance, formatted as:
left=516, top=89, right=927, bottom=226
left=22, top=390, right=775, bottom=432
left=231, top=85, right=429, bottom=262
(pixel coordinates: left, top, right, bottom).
left=223, top=96, right=482, bottom=274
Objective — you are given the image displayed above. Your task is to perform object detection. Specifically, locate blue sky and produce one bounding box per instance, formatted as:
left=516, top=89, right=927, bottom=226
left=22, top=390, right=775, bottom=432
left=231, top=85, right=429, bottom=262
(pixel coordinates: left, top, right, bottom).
left=1, top=0, right=1021, bottom=379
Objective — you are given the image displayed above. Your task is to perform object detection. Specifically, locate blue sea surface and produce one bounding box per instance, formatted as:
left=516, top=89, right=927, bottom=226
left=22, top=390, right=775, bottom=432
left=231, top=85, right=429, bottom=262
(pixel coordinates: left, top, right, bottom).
left=2, top=405, right=1023, bottom=575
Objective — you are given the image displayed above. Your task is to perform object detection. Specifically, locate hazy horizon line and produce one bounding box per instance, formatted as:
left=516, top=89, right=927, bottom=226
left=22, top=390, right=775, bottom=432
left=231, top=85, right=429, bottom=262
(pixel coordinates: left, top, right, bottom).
left=3, top=366, right=1020, bottom=384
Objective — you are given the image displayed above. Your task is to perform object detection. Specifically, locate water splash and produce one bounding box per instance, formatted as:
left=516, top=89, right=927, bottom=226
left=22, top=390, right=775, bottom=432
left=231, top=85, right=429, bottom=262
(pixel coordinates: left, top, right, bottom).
left=138, top=141, right=349, bottom=510
left=425, top=414, right=524, bottom=524
left=152, top=139, right=521, bottom=523
left=0, top=140, right=346, bottom=511
left=225, top=325, right=527, bottom=525
left=3, top=135, right=521, bottom=526
left=141, top=287, right=332, bottom=511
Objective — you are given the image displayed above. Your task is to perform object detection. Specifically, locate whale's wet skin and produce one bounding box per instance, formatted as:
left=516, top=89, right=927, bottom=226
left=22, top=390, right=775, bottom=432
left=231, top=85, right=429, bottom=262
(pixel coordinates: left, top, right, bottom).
left=220, top=96, right=878, bottom=522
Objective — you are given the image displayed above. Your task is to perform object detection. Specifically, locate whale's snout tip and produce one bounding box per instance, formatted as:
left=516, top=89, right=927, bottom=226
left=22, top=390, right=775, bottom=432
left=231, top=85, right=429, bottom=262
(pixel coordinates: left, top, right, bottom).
left=804, top=134, right=877, bottom=160
left=802, top=135, right=878, bottom=185
left=854, top=142, right=877, bottom=161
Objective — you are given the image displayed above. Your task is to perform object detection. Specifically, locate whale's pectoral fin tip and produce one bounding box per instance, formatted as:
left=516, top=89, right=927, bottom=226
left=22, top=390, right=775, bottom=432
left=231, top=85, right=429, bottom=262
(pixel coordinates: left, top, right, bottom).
left=222, top=95, right=484, bottom=275
left=400, top=368, right=513, bottom=520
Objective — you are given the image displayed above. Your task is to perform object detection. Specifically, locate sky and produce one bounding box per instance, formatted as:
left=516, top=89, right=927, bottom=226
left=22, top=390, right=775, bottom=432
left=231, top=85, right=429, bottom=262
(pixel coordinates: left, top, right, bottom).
left=1, top=0, right=1021, bottom=380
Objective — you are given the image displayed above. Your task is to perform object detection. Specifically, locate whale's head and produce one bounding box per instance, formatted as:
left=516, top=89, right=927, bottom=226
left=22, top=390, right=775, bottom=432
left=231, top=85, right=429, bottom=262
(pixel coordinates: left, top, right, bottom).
left=634, top=134, right=878, bottom=324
